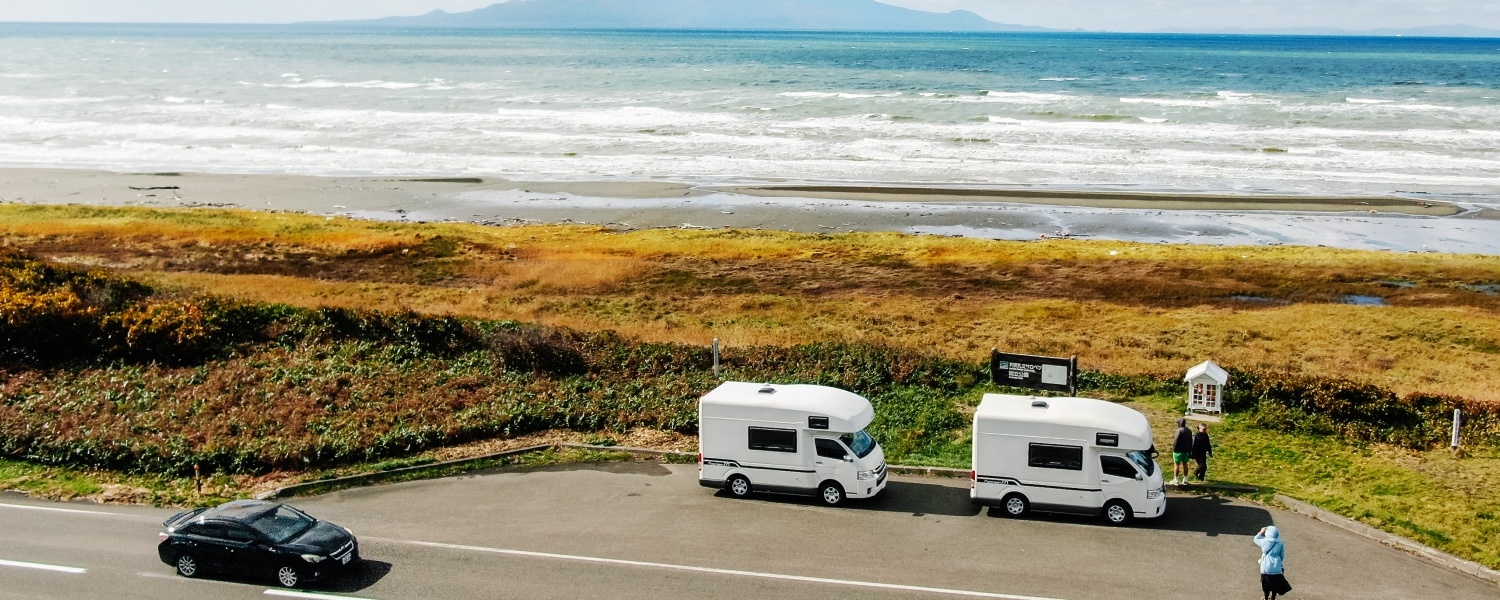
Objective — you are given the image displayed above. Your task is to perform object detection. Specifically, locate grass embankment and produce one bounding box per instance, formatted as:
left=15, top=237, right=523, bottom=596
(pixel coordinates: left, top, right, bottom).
left=3, top=204, right=1500, bottom=568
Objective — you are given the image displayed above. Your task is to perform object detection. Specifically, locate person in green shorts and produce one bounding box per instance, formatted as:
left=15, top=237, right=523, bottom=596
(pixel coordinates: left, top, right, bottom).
left=1171, top=418, right=1193, bottom=485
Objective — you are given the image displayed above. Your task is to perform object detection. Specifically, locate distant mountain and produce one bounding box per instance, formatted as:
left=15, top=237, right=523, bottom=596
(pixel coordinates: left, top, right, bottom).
left=329, top=0, right=1048, bottom=32
left=1171, top=24, right=1500, bottom=38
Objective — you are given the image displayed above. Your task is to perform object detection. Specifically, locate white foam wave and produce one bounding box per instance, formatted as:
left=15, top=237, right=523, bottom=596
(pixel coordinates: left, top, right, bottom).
left=1039, top=77, right=1080, bottom=81
left=778, top=91, right=903, bottom=99
left=1346, top=98, right=1394, bottom=104
left=960, top=91, right=1075, bottom=104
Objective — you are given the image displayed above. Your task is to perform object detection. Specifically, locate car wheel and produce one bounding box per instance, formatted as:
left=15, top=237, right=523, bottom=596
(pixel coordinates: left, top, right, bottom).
left=1104, top=500, right=1132, bottom=526
left=174, top=554, right=200, bottom=578
left=818, top=481, right=845, bottom=507
left=726, top=475, right=752, bottom=498
left=276, top=564, right=303, bottom=588
left=1002, top=493, right=1030, bottom=517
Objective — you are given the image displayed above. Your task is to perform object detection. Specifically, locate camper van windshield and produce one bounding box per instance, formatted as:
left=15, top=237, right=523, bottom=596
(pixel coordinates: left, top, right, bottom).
left=1127, top=451, right=1156, bottom=477
left=839, top=430, right=877, bottom=459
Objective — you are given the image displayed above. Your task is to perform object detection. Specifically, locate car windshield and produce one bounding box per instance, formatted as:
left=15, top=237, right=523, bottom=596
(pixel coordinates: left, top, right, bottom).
left=1127, top=450, right=1156, bottom=477
left=247, top=505, right=317, bottom=543
left=838, top=430, right=877, bottom=459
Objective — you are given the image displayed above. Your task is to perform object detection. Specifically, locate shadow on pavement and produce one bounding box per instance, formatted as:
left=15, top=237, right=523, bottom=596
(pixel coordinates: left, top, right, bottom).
left=1146, top=494, right=1273, bottom=536
left=982, top=493, right=1271, bottom=536
left=183, top=559, right=391, bottom=593
left=469, top=461, right=673, bottom=477
left=714, top=479, right=981, bottom=517
left=312, top=559, right=393, bottom=593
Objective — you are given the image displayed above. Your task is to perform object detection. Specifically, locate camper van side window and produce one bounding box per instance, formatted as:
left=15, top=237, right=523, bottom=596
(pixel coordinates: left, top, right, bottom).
left=1028, top=443, right=1083, bottom=471
left=747, top=427, right=797, bottom=453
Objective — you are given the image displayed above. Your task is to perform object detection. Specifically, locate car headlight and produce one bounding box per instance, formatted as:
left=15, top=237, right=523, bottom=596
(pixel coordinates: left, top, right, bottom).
left=1147, top=488, right=1163, bottom=499
left=301, top=554, right=326, bottom=563
left=857, top=470, right=873, bottom=480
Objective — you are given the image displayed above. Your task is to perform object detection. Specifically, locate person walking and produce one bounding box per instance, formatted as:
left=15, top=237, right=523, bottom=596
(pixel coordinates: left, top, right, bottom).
left=1254, top=526, right=1293, bottom=599
left=1171, top=418, right=1193, bottom=485
left=1191, top=423, right=1213, bottom=482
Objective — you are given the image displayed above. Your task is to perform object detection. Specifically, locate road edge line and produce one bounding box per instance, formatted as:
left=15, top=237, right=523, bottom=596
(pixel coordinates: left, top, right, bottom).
left=0, top=558, right=87, bottom=574
left=396, top=539, right=1064, bottom=600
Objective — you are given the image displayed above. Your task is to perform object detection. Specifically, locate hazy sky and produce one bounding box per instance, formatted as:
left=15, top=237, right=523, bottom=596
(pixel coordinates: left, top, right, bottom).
left=3, top=0, right=1498, bottom=31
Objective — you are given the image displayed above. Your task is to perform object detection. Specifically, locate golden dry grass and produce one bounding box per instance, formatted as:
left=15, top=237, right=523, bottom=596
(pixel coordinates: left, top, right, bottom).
left=6, top=203, right=1500, bottom=401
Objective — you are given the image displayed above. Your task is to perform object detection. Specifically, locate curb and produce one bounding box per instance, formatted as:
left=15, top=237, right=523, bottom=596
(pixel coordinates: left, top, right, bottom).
left=1275, top=494, right=1500, bottom=587
left=888, top=465, right=969, bottom=478
left=255, top=444, right=553, bottom=500
left=558, top=442, right=694, bottom=457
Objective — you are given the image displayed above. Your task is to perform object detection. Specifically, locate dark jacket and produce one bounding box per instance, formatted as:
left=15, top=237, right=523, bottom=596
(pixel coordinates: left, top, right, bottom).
left=1172, top=426, right=1193, bottom=454
left=1192, top=431, right=1213, bottom=459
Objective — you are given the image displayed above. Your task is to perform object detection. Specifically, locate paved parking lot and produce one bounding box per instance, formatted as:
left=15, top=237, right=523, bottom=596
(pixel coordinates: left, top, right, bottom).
left=1, top=462, right=1494, bottom=600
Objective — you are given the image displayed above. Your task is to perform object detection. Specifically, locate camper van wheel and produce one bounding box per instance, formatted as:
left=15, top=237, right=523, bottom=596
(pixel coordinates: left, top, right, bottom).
left=726, top=475, right=752, bottom=498
left=818, top=481, right=845, bottom=506
left=1104, top=500, right=1132, bottom=525
left=1001, top=493, right=1030, bottom=517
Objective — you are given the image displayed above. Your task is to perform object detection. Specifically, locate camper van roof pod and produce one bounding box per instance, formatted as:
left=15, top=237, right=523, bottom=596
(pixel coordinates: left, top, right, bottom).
left=700, top=382, right=874, bottom=432
left=974, top=394, right=1153, bottom=450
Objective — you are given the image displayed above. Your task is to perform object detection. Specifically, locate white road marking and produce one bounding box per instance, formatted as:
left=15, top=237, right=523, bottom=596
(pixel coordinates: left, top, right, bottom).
left=0, top=502, right=135, bottom=517
left=0, top=558, right=87, bottom=574
left=0, top=501, right=153, bottom=519
left=393, top=539, right=1066, bottom=600
left=265, top=590, right=377, bottom=600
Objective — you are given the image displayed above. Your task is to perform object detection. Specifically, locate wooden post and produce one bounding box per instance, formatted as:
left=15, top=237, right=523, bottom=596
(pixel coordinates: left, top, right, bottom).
left=712, top=338, right=720, bottom=379
left=989, top=348, right=999, bottom=385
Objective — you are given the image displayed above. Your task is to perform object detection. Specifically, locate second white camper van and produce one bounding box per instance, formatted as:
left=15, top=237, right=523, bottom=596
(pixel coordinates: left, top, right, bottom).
left=698, top=382, right=888, bottom=506
left=970, top=394, right=1166, bottom=525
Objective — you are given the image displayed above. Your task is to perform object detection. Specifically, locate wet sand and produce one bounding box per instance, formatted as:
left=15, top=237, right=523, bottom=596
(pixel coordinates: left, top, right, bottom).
left=0, top=168, right=1495, bottom=254
left=726, top=185, right=1462, bottom=216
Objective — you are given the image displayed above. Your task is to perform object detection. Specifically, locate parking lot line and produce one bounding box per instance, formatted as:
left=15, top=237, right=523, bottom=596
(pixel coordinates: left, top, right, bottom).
left=396, top=539, right=1066, bottom=600
left=0, top=502, right=135, bottom=518
left=0, top=558, right=87, bottom=574
left=264, top=590, right=377, bottom=600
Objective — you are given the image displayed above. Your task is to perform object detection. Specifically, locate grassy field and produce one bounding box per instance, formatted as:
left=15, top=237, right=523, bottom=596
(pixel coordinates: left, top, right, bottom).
left=3, top=203, right=1500, bottom=569
left=4, top=203, right=1499, bottom=399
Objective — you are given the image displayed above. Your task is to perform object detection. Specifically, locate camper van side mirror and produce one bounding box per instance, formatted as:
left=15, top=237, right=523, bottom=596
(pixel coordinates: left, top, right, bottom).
left=1134, top=473, right=1144, bottom=481
left=842, top=455, right=853, bottom=462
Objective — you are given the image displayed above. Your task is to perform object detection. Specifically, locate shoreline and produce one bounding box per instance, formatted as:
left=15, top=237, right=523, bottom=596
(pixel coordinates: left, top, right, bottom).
left=1, top=167, right=1496, bottom=254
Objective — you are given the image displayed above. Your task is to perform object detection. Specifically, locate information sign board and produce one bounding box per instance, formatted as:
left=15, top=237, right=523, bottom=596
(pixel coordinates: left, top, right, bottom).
left=990, top=350, right=1078, bottom=395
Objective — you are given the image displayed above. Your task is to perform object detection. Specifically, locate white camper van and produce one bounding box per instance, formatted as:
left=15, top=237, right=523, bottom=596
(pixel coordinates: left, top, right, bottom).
left=970, top=394, right=1165, bottom=525
left=698, top=382, right=888, bottom=506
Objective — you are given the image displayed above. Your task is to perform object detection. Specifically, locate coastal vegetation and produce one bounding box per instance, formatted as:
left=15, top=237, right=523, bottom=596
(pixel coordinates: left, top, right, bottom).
left=2, top=203, right=1500, bottom=568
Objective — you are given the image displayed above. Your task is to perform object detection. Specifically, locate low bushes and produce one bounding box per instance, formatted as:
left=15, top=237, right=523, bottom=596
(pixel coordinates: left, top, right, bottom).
left=1, top=250, right=1495, bottom=476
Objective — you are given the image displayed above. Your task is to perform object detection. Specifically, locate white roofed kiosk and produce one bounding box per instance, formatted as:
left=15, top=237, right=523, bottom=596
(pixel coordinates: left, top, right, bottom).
left=698, top=382, right=888, bottom=506
left=970, top=394, right=1166, bottom=525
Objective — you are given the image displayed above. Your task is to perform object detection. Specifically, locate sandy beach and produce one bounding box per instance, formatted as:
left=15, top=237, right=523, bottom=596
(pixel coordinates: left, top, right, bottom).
left=1, top=168, right=1496, bottom=254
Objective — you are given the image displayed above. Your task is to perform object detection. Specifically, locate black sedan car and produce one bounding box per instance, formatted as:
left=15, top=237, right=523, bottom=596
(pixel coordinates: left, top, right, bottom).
left=158, top=499, right=359, bottom=588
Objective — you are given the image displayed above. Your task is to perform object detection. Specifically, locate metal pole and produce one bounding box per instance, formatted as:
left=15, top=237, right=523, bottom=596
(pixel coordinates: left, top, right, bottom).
left=1069, top=355, right=1078, bottom=396
left=712, top=338, right=720, bottom=379
left=1452, top=408, right=1462, bottom=449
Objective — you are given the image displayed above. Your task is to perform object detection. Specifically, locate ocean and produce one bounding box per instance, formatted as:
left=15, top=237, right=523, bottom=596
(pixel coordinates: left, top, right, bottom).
left=1, top=24, right=1498, bottom=199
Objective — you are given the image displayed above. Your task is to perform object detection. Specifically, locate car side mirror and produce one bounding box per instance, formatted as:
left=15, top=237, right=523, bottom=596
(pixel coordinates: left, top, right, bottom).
left=1134, top=474, right=1144, bottom=481
left=842, top=456, right=853, bottom=462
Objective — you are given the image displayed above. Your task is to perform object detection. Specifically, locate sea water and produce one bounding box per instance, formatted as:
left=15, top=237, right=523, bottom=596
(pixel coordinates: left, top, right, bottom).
left=1, top=24, right=1497, bottom=199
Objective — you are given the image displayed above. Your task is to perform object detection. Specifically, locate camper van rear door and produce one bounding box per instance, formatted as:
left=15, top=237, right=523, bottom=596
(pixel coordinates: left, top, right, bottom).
left=808, top=416, right=829, bottom=430
left=1096, top=433, right=1119, bottom=447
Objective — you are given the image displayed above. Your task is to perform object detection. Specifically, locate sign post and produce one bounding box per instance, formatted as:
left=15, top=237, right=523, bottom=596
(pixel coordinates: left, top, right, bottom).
left=990, top=349, right=1078, bottom=395
left=712, top=338, right=720, bottom=379
left=1452, top=408, right=1462, bottom=450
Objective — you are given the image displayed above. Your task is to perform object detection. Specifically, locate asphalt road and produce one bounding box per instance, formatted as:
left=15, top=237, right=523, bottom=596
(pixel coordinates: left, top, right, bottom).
left=1, top=462, right=1494, bottom=600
